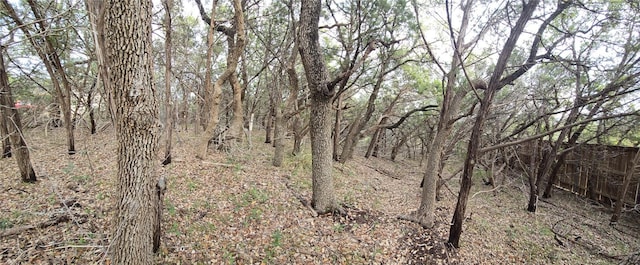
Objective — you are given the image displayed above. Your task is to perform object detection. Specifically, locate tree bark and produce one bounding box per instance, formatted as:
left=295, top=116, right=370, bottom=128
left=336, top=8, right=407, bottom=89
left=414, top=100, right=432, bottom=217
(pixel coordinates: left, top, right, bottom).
left=527, top=139, right=540, bottom=212
left=87, top=83, right=97, bottom=134
left=162, top=0, right=174, bottom=166
left=264, top=105, right=273, bottom=144
left=104, top=0, right=160, bottom=263
left=1, top=107, right=10, bottom=158
left=0, top=45, right=36, bottom=182
left=227, top=73, right=244, bottom=143
left=298, top=0, right=339, bottom=214
left=272, top=81, right=284, bottom=167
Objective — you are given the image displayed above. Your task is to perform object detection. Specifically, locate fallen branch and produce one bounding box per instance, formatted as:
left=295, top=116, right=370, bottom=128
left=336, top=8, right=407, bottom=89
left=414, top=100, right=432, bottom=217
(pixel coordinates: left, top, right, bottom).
left=0, top=214, right=70, bottom=238
left=471, top=184, right=505, bottom=199
left=284, top=182, right=318, bottom=217
left=366, top=165, right=400, bottom=180
left=201, top=162, right=236, bottom=168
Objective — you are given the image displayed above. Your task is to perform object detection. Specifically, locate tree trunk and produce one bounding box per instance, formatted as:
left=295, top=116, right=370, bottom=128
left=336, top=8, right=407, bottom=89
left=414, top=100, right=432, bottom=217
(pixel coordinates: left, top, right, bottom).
left=87, top=84, right=97, bottom=134
left=611, top=148, right=639, bottom=224
left=298, top=0, right=339, bottom=214
left=0, top=45, right=36, bottom=182
left=292, top=116, right=307, bottom=155
left=227, top=74, right=244, bottom=143
left=338, top=114, right=360, bottom=163
left=391, top=132, right=410, bottom=161
left=272, top=102, right=284, bottom=167
left=333, top=94, right=342, bottom=161
left=415, top=128, right=448, bottom=227
left=1, top=107, right=11, bottom=158
left=448, top=0, right=540, bottom=248
left=104, top=0, right=161, bottom=262
left=197, top=0, right=245, bottom=158
left=527, top=139, right=540, bottom=212
left=264, top=105, right=273, bottom=144
left=162, top=0, right=174, bottom=166
left=340, top=57, right=389, bottom=163
left=272, top=79, right=284, bottom=167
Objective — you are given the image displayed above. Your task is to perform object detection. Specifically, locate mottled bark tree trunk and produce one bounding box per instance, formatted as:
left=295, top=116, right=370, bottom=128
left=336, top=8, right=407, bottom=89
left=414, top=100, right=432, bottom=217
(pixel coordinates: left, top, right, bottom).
left=0, top=45, right=36, bottom=182
left=298, top=0, right=339, bottom=214
left=197, top=0, right=245, bottom=158
left=104, top=0, right=160, bottom=263
left=227, top=74, right=244, bottom=143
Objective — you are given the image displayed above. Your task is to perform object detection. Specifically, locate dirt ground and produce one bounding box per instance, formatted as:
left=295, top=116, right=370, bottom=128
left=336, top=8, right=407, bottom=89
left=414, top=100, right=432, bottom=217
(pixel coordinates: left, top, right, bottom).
left=1, top=128, right=638, bottom=264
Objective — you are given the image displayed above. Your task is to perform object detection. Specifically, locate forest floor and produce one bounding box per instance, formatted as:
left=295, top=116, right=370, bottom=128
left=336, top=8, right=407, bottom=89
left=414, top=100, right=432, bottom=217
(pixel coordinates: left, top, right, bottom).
left=1, top=128, right=639, bottom=264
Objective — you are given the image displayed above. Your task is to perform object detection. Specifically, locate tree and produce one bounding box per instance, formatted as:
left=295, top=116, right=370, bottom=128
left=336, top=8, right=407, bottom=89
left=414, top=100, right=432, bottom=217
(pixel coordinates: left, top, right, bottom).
left=1, top=107, right=10, bottom=158
left=162, top=0, right=174, bottom=165
left=1, top=0, right=76, bottom=155
left=298, top=0, right=340, bottom=214
left=196, top=0, right=246, bottom=157
left=448, top=0, right=570, bottom=247
left=0, top=45, right=36, bottom=182
left=410, top=0, right=477, bottom=228
left=103, top=0, right=162, bottom=262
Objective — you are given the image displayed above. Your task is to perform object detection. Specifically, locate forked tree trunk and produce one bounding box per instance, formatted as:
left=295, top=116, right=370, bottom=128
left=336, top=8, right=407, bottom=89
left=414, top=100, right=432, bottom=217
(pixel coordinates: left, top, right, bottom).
left=0, top=45, right=36, bottom=182
left=104, top=0, right=161, bottom=262
left=197, top=0, right=245, bottom=158
left=298, top=0, right=339, bottom=214
left=162, top=0, right=174, bottom=166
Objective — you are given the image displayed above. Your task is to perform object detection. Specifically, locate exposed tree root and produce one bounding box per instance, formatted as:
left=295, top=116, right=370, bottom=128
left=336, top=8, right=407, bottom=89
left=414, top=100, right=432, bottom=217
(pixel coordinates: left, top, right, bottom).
left=396, top=213, right=431, bottom=228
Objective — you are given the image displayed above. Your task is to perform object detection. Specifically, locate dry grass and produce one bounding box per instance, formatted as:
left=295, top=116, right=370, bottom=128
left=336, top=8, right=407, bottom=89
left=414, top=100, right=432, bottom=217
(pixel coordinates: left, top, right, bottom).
left=0, top=128, right=638, bottom=264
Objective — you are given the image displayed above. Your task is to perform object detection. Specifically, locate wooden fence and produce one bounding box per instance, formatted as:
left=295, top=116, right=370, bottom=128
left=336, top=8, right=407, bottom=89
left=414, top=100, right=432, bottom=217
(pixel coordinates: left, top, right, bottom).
left=512, top=140, right=639, bottom=206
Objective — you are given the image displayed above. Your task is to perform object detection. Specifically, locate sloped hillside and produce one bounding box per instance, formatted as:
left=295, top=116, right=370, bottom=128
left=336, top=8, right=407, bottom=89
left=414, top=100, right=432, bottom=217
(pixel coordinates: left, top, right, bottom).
left=1, top=129, right=638, bottom=264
